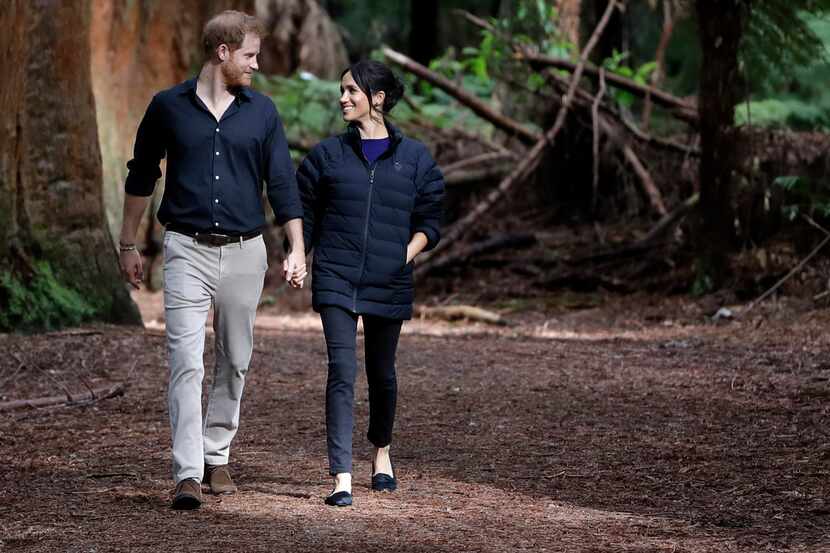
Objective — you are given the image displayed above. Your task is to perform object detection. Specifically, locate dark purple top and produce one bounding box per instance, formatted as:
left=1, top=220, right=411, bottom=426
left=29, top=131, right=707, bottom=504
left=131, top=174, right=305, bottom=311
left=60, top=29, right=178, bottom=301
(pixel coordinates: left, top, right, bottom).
left=361, top=137, right=391, bottom=164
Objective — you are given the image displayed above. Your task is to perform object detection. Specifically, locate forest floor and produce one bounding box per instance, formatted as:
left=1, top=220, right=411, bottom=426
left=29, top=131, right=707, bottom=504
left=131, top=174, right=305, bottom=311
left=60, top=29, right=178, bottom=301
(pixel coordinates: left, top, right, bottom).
left=1, top=289, right=829, bottom=552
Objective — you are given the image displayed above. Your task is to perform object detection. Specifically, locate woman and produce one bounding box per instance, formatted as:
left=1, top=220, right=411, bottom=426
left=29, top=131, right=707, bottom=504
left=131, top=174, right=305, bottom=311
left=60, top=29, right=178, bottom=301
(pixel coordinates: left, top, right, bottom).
left=296, top=60, right=444, bottom=506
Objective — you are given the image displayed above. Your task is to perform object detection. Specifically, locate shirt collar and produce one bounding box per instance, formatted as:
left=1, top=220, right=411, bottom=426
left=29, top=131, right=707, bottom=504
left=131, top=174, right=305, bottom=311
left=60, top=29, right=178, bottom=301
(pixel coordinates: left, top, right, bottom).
left=179, top=77, right=253, bottom=102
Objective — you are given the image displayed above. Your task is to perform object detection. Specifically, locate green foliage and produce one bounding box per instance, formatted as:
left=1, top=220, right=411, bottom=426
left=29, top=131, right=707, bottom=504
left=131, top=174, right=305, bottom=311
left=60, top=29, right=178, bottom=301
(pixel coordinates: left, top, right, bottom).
left=742, top=2, right=830, bottom=90
left=773, top=175, right=830, bottom=221
left=602, top=50, right=658, bottom=108
left=0, top=261, right=96, bottom=332
left=253, top=73, right=344, bottom=145
left=690, top=268, right=715, bottom=297
left=738, top=11, right=830, bottom=130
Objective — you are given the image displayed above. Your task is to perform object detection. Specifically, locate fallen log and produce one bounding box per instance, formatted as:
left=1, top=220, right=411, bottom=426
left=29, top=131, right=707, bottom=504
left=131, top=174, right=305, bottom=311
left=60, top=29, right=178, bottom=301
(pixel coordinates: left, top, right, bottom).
left=445, top=166, right=511, bottom=185
left=591, top=68, right=608, bottom=210
left=415, top=0, right=621, bottom=276
left=442, top=151, right=517, bottom=175
left=414, top=305, right=507, bottom=326
left=458, top=9, right=698, bottom=125
left=619, top=138, right=668, bottom=216
left=426, top=233, right=538, bottom=273
left=519, top=52, right=698, bottom=125
left=383, top=47, right=541, bottom=145
left=0, top=382, right=127, bottom=412
left=638, top=193, right=699, bottom=245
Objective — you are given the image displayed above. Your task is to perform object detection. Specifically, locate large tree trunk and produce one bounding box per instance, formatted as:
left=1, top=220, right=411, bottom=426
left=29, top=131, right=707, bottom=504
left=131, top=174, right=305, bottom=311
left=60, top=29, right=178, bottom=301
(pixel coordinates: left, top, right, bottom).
left=556, top=0, right=581, bottom=47
left=408, top=0, right=440, bottom=65
left=254, top=0, right=348, bottom=77
left=0, top=0, right=141, bottom=331
left=694, top=0, right=747, bottom=288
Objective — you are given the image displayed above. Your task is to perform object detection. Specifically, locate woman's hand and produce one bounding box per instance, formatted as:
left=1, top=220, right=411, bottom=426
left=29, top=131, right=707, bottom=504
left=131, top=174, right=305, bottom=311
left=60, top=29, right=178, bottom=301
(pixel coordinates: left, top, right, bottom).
left=405, top=232, right=429, bottom=265
left=283, top=250, right=308, bottom=289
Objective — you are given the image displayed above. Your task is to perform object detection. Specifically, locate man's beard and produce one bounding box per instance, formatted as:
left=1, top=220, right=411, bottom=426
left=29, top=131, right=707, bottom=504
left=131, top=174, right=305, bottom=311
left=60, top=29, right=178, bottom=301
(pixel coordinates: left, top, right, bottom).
left=221, top=61, right=247, bottom=90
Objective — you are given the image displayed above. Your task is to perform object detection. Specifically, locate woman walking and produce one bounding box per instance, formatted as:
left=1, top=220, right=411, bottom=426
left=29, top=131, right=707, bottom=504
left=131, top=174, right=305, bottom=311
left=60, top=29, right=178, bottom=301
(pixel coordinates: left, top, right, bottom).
left=296, top=60, right=444, bottom=506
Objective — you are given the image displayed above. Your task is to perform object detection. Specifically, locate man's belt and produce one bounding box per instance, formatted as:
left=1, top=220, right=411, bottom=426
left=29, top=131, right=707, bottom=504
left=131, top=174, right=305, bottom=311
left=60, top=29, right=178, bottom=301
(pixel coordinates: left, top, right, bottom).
left=167, top=225, right=261, bottom=247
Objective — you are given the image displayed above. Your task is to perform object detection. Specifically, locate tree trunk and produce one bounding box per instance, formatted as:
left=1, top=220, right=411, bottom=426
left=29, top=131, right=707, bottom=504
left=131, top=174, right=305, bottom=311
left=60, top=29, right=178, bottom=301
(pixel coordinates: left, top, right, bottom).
left=590, top=0, right=624, bottom=63
left=0, top=0, right=141, bottom=330
left=556, top=0, right=581, bottom=48
left=694, top=0, right=747, bottom=288
left=409, top=0, right=440, bottom=65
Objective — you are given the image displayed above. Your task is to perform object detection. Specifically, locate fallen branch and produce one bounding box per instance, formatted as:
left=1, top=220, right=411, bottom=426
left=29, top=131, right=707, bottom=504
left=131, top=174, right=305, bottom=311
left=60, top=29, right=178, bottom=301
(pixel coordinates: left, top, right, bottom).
left=549, top=74, right=669, bottom=216
left=740, top=215, right=830, bottom=318
left=546, top=68, right=700, bottom=157
left=442, top=151, right=517, bottom=175
left=592, top=68, right=608, bottom=212
left=0, top=382, right=127, bottom=412
left=426, top=233, right=537, bottom=274
left=415, top=0, right=621, bottom=276
left=518, top=52, right=698, bottom=125
left=546, top=195, right=698, bottom=266
left=457, top=9, right=697, bottom=125
left=637, top=193, right=699, bottom=245
left=383, top=47, right=541, bottom=145
left=414, top=305, right=507, bottom=326
left=619, top=139, right=667, bottom=216
left=445, top=166, right=511, bottom=185
left=642, top=0, right=677, bottom=129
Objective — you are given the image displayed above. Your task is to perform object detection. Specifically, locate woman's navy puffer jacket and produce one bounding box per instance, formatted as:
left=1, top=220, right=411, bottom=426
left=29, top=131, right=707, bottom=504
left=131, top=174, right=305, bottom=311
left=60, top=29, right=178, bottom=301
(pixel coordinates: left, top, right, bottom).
left=297, top=122, right=444, bottom=320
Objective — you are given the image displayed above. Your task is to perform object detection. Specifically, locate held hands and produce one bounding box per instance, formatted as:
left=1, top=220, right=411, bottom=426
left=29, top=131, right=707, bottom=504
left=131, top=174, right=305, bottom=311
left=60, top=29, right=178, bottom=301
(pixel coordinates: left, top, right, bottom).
left=283, top=250, right=308, bottom=289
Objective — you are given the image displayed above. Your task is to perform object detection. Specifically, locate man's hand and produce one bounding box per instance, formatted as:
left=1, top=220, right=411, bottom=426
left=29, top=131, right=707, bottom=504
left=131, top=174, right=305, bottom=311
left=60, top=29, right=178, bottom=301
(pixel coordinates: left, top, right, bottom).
left=119, top=249, right=144, bottom=290
left=282, top=250, right=307, bottom=289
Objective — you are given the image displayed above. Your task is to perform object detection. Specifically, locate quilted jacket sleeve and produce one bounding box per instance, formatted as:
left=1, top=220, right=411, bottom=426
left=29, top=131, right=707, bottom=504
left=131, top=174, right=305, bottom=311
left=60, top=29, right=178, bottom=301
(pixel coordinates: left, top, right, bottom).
left=411, top=146, right=445, bottom=251
left=295, top=145, right=327, bottom=254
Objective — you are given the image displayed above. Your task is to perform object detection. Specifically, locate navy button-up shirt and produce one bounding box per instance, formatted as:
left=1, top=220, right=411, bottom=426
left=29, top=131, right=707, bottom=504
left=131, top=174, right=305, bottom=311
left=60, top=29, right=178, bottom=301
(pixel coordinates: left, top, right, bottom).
left=125, top=78, right=302, bottom=234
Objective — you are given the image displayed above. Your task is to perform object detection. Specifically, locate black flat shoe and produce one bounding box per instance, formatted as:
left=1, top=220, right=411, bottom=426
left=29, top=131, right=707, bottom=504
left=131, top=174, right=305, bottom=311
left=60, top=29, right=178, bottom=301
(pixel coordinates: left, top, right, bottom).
left=371, top=461, right=397, bottom=492
left=324, top=490, right=353, bottom=507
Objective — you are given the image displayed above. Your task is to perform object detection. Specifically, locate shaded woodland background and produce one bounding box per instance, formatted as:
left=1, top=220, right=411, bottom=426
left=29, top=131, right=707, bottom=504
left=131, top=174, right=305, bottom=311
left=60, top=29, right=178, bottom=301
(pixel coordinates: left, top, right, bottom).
left=2, top=0, right=830, bottom=332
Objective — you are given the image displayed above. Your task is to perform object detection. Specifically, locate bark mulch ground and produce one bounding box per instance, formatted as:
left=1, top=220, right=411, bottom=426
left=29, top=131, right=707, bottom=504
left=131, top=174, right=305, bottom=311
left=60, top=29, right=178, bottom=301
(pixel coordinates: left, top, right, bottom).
left=1, top=293, right=828, bottom=552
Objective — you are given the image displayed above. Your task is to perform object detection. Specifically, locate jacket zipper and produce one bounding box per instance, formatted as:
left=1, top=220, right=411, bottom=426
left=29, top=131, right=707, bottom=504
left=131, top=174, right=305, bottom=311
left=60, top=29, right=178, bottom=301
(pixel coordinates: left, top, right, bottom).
left=353, top=160, right=376, bottom=312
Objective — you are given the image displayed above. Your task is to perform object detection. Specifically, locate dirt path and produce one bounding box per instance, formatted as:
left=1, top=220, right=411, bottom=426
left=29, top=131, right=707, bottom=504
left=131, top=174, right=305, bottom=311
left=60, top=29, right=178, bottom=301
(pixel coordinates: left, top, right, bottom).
left=1, top=296, right=829, bottom=552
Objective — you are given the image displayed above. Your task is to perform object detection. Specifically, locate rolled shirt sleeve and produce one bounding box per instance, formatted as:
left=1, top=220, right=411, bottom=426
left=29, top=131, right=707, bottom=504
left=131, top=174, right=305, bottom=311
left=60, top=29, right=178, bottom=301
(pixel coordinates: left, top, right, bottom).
left=264, top=104, right=303, bottom=226
left=411, top=148, right=445, bottom=251
left=125, top=96, right=165, bottom=197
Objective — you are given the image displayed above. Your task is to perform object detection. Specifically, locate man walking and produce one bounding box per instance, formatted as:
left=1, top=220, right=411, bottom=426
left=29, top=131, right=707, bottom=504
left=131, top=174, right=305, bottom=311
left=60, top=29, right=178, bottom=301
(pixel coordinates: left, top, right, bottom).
left=117, top=10, right=306, bottom=510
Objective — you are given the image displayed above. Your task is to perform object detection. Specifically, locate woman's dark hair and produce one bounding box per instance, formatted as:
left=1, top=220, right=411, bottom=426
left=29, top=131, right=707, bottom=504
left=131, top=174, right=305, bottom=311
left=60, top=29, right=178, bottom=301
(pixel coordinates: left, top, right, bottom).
left=341, top=60, right=405, bottom=115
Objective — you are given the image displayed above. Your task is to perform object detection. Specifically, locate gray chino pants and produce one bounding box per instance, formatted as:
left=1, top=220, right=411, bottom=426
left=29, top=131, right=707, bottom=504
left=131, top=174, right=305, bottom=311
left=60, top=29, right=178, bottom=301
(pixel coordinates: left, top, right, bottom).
left=163, top=230, right=267, bottom=484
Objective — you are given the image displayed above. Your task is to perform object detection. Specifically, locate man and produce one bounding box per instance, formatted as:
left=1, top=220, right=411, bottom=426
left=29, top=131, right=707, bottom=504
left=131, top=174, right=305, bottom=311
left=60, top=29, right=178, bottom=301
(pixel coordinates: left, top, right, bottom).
left=117, top=10, right=307, bottom=510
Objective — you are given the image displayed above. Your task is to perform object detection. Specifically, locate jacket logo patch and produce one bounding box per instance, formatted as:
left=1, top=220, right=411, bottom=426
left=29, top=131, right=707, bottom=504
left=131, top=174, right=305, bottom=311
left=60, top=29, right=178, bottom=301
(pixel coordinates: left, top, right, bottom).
left=394, top=161, right=402, bottom=171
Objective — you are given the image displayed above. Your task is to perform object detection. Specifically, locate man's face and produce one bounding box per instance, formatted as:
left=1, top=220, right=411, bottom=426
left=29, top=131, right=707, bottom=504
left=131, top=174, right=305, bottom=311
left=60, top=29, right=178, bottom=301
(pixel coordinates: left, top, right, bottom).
left=221, top=33, right=260, bottom=89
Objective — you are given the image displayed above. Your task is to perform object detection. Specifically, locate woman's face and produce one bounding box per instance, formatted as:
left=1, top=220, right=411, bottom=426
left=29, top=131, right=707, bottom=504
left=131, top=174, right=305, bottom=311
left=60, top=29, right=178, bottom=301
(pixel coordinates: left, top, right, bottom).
left=339, top=71, right=383, bottom=123
left=339, top=71, right=369, bottom=122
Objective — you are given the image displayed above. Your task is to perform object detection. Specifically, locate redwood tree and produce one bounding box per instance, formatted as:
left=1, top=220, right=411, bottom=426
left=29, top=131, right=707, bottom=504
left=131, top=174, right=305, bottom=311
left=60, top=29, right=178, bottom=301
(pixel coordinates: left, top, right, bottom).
left=694, top=0, right=749, bottom=289
left=0, top=0, right=141, bottom=330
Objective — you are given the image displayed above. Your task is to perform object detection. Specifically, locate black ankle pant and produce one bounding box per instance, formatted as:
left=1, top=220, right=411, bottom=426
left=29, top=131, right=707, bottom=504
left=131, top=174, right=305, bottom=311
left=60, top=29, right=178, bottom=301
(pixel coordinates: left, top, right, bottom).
left=320, top=305, right=403, bottom=475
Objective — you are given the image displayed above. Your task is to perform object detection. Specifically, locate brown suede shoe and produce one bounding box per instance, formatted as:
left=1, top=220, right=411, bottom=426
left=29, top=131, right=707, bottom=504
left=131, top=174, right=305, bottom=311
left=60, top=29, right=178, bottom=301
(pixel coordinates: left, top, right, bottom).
left=171, top=478, right=202, bottom=510
left=205, top=464, right=237, bottom=495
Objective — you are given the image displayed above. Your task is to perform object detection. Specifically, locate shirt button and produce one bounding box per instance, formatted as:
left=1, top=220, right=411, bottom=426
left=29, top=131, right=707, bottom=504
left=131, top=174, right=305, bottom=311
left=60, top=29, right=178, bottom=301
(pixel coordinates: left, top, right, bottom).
left=215, top=175, right=219, bottom=180
left=215, top=128, right=220, bottom=132
left=214, top=222, right=219, bottom=227
left=215, top=199, right=219, bottom=204
left=215, top=151, right=220, bottom=156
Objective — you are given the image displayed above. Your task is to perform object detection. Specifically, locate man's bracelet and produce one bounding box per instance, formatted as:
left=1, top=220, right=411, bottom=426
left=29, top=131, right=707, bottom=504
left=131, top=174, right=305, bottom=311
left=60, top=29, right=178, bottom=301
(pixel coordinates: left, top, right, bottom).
left=119, top=244, right=137, bottom=252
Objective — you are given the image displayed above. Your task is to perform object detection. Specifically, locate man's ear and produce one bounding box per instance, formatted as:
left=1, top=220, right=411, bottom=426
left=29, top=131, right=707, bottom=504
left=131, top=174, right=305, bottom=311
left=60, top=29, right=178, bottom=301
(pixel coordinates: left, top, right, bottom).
left=216, top=43, right=230, bottom=62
